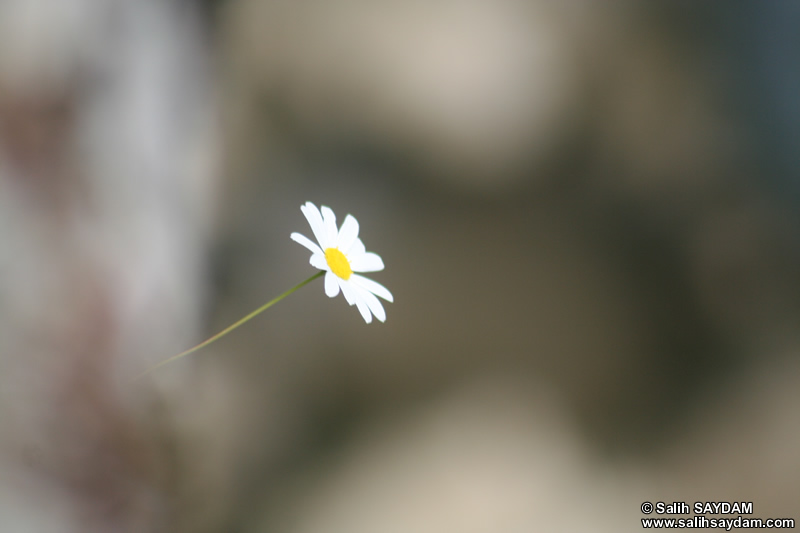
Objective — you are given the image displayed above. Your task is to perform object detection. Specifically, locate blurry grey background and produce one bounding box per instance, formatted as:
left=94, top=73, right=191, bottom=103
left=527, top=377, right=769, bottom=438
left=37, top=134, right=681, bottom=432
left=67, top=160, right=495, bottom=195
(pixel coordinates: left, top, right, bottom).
left=0, top=1, right=798, bottom=532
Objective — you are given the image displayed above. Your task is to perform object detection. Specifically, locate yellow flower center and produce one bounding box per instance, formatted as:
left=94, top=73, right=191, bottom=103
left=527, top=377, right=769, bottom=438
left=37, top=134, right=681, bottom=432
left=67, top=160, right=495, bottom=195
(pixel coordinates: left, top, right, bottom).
left=325, top=247, right=352, bottom=280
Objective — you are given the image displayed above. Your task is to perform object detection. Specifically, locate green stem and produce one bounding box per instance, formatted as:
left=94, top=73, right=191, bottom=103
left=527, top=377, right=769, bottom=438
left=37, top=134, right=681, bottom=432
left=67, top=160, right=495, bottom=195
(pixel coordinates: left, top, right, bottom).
left=134, top=271, right=324, bottom=380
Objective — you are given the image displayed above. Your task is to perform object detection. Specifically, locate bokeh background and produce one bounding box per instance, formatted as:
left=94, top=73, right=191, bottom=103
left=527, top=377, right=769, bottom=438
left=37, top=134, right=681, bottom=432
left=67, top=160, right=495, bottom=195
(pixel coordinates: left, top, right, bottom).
left=0, top=1, right=798, bottom=531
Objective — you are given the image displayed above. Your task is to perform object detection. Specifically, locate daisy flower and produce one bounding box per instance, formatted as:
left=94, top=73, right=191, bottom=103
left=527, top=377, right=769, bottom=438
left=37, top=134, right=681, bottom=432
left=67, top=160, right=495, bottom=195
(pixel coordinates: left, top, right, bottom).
left=291, top=202, right=393, bottom=323
left=133, top=201, right=393, bottom=379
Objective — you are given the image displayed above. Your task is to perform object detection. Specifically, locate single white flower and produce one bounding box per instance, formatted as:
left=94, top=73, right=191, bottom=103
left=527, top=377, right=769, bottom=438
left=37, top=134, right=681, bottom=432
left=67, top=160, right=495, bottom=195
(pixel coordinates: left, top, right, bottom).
left=291, top=202, right=394, bottom=323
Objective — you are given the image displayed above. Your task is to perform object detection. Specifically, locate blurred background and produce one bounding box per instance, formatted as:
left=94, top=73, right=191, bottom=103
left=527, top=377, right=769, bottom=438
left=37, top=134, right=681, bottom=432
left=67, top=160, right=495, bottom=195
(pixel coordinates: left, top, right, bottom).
left=0, top=0, right=798, bottom=531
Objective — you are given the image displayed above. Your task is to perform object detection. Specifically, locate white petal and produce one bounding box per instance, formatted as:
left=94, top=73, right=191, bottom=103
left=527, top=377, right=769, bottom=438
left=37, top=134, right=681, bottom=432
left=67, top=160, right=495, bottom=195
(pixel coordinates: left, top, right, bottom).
left=301, top=202, right=329, bottom=249
left=290, top=232, right=323, bottom=256
left=354, top=284, right=386, bottom=322
left=354, top=293, right=373, bottom=323
left=351, top=274, right=393, bottom=302
left=349, top=238, right=366, bottom=257
left=350, top=252, right=384, bottom=273
left=321, top=206, right=338, bottom=248
left=324, top=271, right=340, bottom=298
left=338, top=215, right=360, bottom=253
left=339, top=278, right=357, bottom=306
left=309, top=253, right=328, bottom=271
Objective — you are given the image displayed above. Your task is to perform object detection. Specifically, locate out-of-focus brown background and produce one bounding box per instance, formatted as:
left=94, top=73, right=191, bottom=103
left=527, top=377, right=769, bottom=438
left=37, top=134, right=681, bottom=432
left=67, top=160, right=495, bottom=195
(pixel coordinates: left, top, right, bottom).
left=0, top=1, right=798, bottom=531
